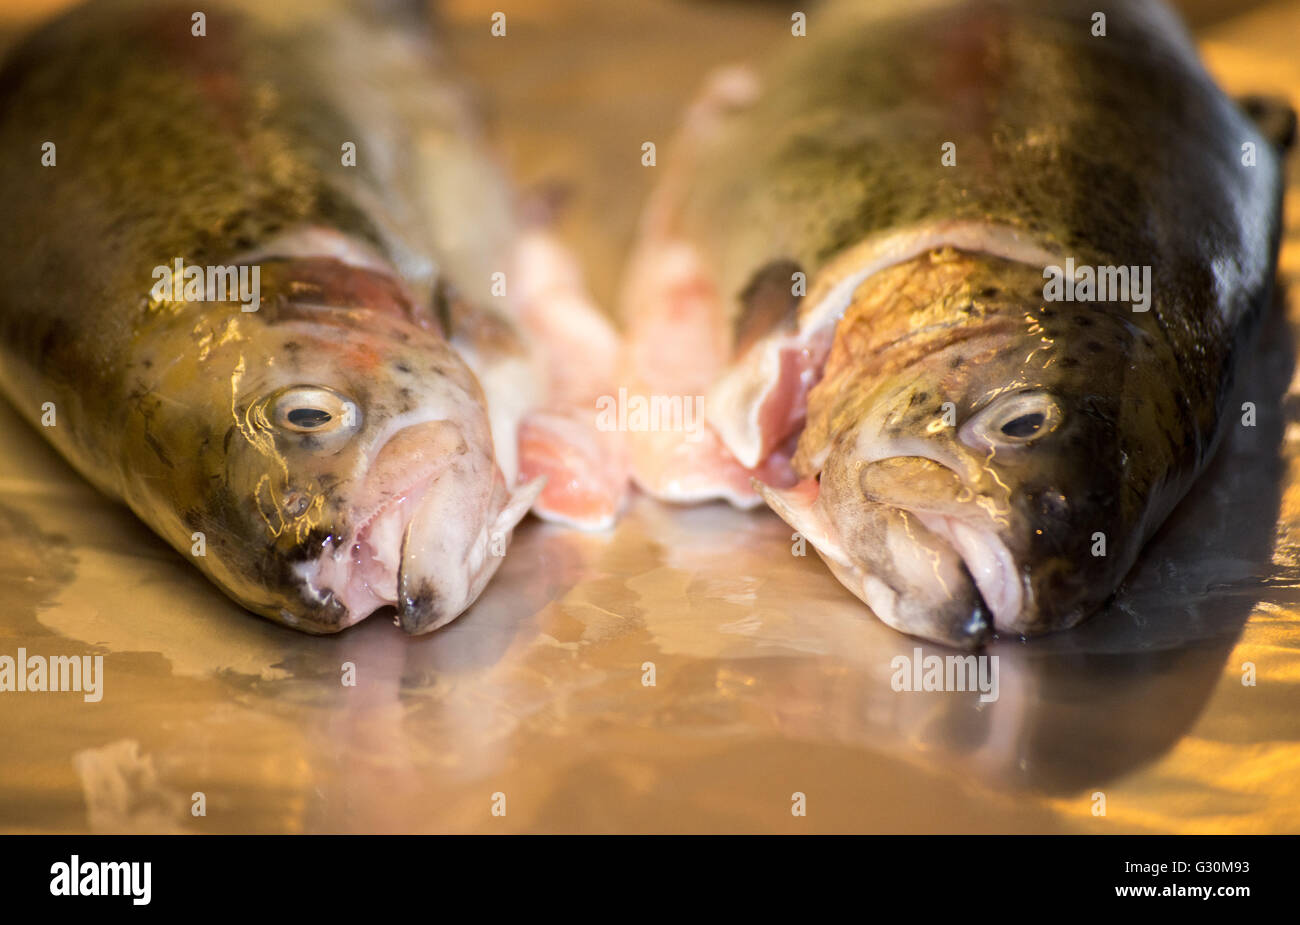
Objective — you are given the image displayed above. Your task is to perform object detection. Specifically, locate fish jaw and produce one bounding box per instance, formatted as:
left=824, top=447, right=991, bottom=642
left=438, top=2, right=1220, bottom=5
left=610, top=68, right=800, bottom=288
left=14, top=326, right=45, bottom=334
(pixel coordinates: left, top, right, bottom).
left=756, top=479, right=991, bottom=649
left=909, top=512, right=1024, bottom=634
left=395, top=467, right=543, bottom=634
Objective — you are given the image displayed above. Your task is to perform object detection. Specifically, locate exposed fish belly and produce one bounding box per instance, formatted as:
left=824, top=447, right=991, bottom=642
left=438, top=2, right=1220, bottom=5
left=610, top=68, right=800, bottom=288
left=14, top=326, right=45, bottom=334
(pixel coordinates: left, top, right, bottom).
left=0, top=0, right=628, bottom=634
left=623, top=0, right=1292, bottom=646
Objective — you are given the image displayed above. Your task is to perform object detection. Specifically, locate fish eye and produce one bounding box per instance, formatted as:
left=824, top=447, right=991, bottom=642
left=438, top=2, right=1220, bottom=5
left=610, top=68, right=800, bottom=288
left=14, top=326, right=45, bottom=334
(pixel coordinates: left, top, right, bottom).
left=269, top=386, right=360, bottom=435
left=1001, top=412, right=1045, bottom=438
left=960, top=389, right=1061, bottom=449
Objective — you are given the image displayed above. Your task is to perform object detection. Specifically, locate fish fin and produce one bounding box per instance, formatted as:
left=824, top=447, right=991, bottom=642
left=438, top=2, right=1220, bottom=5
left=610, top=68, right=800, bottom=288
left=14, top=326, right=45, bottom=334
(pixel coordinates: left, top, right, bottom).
left=513, top=230, right=621, bottom=400
left=495, top=474, right=547, bottom=536
left=618, top=215, right=811, bottom=503
left=1237, top=94, right=1297, bottom=151
left=634, top=65, right=761, bottom=243
left=440, top=292, right=538, bottom=482
left=628, top=426, right=761, bottom=508
left=619, top=233, right=792, bottom=505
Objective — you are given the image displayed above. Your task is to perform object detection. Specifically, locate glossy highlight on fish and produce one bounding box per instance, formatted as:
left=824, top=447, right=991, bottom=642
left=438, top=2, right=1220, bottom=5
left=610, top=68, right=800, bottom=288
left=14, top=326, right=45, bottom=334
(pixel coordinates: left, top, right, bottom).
left=622, top=0, right=1293, bottom=647
left=0, top=0, right=629, bottom=634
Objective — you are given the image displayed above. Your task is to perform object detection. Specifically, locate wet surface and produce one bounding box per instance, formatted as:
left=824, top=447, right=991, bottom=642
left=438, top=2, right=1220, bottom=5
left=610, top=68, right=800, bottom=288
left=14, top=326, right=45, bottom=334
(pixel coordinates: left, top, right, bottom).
left=2, top=0, right=1300, bottom=833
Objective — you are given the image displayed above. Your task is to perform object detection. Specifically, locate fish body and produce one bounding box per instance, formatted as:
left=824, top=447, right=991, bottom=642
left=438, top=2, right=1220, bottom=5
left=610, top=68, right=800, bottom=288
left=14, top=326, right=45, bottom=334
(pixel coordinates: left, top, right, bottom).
left=0, top=0, right=626, bottom=633
left=623, top=0, right=1291, bottom=646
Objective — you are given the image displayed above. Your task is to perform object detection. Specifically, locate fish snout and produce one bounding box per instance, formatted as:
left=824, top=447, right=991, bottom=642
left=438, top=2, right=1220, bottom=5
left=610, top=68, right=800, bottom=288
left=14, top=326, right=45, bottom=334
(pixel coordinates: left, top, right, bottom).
left=396, top=578, right=451, bottom=635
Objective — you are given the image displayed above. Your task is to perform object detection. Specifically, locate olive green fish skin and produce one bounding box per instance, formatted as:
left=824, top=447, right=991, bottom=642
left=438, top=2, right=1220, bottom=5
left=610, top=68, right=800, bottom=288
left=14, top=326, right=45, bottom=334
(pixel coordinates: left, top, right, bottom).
left=0, top=0, right=506, bottom=432
left=685, top=0, right=1282, bottom=321
left=0, top=0, right=526, bottom=630
left=673, top=0, right=1287, bottom=640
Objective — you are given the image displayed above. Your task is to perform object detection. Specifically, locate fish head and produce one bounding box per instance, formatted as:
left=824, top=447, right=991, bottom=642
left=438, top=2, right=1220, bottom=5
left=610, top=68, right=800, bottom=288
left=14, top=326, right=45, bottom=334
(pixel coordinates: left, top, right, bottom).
left=125, top=260, right=541, bottom=634
left=767, top=251, right=1180, bottom=646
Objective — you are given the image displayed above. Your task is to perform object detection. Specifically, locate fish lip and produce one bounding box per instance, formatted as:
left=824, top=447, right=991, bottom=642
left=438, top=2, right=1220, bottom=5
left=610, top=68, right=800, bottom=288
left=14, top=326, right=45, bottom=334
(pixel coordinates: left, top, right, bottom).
left=395, top=578, right=446, bottom=634
left=358, top=468, right=449, bottom=622
left=908, top=509, right=1024, bottom=633
left=854, top=535, right=993, bottom=650
left=292, top=454, right=456, bottom=630
left=392, top=469, right=543, bottom=635
left=393, top=484, right=454, bottom=636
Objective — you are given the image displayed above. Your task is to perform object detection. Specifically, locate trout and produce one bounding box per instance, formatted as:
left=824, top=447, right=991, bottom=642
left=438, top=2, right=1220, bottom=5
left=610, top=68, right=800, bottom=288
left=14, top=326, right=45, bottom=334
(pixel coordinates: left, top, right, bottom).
left=0, top=0, right=628, bottom=634
left=622, top=0, right=1293, bottom=647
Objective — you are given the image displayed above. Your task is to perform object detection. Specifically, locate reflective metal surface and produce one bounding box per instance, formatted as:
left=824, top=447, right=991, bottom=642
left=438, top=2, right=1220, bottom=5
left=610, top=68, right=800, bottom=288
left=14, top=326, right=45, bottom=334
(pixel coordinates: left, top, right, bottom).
left=1, top=0, right=1299, bottom=833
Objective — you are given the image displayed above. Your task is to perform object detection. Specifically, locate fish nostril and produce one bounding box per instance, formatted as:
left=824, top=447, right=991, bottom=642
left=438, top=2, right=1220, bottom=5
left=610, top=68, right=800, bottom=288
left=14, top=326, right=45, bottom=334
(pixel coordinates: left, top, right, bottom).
left=283, top=492, right=310, bottom=516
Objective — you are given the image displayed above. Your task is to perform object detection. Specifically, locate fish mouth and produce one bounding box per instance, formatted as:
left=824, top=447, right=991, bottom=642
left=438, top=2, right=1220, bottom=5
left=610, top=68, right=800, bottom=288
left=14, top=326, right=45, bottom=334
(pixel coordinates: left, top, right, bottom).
left=850, top=535, right=994, bottom=648
left=856, top=448, right=1027, bottom=635
left=302, top=465, right=542, bottom=635
left=908, top=510, right=1024, bottom=634
left=296, top=463, right=450, bottom=630
left=294, top=421, right=543, bottom=634
left=757, top=447, right=1032, bottom=647
left=754, top=475, right=994, bottom=649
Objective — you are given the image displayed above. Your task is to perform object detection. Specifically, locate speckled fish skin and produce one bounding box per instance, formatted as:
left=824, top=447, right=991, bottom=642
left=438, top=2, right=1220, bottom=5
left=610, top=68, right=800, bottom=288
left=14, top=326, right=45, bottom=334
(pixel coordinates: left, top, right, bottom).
left=0, top=0, right=552, bottom=634
left=635, top=0, right=1290, bottom=646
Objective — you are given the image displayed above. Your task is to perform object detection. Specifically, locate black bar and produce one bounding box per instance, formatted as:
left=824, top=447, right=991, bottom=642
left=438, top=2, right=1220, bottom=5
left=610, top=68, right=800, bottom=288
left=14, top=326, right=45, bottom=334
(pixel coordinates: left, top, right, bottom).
left=1, top=835, right=1293, bottom=911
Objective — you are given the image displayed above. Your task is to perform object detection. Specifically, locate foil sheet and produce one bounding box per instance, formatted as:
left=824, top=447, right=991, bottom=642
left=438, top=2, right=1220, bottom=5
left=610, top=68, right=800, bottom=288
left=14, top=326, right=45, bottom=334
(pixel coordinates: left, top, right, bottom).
left=0, top=0, right=1298, bottom=833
